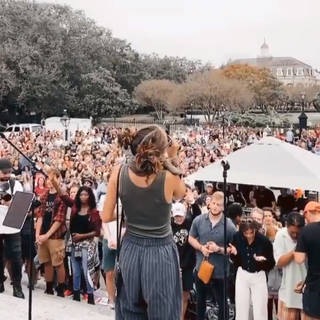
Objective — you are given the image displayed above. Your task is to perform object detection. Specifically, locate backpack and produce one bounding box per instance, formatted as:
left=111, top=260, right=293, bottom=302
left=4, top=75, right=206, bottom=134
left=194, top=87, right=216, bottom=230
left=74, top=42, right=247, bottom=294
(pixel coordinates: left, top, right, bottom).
left=9, top=178, right=15, bottom=195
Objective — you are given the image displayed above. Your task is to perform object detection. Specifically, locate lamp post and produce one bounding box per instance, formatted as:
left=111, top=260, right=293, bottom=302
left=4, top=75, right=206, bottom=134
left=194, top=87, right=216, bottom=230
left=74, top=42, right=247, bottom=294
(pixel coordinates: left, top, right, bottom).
left=60, top=109, right=70, bottom=153
left=221, top=110, right=225, bottom=138
left=298, top=91, right=307, bottom=133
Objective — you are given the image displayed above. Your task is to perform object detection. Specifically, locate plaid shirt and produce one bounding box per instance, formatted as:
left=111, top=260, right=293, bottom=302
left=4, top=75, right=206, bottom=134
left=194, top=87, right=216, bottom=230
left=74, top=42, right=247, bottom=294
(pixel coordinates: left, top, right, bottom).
left=37, top=191, right=67, bottom=240
left=60, top=194, right=102, bottom=235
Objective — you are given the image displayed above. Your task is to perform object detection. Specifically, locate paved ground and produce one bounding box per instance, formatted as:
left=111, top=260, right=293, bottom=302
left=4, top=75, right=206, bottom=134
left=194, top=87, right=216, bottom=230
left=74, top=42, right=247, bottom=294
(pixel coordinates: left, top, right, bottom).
left=0, top=273, right=114, bottom=320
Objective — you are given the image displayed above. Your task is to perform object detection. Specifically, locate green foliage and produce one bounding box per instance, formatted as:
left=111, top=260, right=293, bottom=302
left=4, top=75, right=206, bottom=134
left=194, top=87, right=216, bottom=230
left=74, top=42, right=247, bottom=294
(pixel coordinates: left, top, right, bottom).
left=227, top=110, right=291, bottom=127
left=0, top=0, right=213, bottom=124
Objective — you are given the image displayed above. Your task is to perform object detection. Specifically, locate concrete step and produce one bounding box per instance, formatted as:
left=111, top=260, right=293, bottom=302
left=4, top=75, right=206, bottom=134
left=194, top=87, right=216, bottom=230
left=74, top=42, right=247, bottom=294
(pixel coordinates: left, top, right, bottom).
left=0, top=280, right=114, bottom=320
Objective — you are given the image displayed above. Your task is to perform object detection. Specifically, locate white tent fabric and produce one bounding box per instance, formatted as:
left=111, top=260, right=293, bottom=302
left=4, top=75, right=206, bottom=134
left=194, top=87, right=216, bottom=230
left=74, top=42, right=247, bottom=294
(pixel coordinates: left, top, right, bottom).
left=189, top=137, right=320, bottom=192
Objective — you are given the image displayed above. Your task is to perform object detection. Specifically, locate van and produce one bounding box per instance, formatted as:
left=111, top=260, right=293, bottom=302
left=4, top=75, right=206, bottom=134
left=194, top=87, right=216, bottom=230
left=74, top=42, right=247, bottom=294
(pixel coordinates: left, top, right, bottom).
left=3, top=123, right=44, bottom=137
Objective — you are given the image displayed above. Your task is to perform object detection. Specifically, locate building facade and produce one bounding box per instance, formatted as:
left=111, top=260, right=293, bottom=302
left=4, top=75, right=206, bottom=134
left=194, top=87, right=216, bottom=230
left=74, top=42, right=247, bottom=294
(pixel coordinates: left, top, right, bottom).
left=231, top=40, right=318, bottom=87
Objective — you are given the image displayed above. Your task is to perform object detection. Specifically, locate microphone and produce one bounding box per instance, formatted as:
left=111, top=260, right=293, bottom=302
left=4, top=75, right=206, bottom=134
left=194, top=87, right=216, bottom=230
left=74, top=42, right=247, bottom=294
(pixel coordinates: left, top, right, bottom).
left=221, top=160, right=230, bottom=171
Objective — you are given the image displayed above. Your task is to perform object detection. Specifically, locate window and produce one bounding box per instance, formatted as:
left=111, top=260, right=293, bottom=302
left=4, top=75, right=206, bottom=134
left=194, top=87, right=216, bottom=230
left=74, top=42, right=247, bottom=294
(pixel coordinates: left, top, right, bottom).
left=5, top=127, right=12, bottom=132
left=14, top=126, right=20, bottom=132
left=310, top=69, right=313, bottom=76
left=297, top=68, right=304, bottom=76
left=276, top=68, right=283, bottom=76
left=287, top=68, right=293, bottom=76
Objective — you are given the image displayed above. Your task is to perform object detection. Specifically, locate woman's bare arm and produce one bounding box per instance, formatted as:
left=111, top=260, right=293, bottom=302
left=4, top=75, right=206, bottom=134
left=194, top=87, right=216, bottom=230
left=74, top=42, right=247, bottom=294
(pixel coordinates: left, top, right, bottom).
left=101, top=165, right=121, bottom=223
left=172, top=174, right=185, bottom=200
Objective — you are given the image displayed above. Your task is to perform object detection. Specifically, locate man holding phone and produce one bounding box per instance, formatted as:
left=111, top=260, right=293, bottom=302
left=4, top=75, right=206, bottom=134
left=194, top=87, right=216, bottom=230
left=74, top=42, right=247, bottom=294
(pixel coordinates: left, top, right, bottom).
left=0, top=158, right=24, bottom=299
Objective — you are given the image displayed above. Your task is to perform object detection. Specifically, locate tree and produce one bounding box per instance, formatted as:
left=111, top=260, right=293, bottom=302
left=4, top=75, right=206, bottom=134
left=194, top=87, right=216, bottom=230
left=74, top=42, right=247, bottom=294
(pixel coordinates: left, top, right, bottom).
left=0, top=0, right=140, bottom=122
left=140, top=54, right=212, bottom=83
left=169, top=70, right=254, bottom=123
left=76, top=67, right=137, bottom=124
left=0, top=0, right=215, bottom=124
left=284, top=85, right=320, bottom=108
left=133, top=79, right=176, bottom=119
left=222, top=64, right=283, bottom=109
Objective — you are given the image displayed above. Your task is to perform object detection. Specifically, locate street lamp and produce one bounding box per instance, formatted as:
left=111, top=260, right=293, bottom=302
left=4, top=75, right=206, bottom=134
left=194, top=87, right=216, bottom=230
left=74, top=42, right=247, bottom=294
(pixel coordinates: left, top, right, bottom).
left=298, top=91, right=307, bottom=132
left=60, top=109, right=70, bottom=152
left=221, top=110, right=225, bottom=138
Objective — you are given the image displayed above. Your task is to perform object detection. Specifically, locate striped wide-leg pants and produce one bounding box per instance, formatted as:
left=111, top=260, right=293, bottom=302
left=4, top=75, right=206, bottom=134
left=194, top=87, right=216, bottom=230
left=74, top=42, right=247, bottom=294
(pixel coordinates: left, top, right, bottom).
left=115, top=234, right=182, bottom=320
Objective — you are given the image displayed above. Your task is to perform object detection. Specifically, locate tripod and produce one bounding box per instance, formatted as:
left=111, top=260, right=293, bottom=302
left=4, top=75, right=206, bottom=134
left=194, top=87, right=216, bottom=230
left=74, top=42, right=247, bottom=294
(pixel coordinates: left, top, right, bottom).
left=0, top=133, right=47, bottom=320
left=221, top=160, right=230, bottom=320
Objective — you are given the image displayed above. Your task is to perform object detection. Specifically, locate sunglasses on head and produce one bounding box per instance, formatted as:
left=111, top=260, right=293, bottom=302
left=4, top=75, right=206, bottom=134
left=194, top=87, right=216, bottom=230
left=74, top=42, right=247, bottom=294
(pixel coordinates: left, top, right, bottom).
left=240, top=216, right=254, bottom=224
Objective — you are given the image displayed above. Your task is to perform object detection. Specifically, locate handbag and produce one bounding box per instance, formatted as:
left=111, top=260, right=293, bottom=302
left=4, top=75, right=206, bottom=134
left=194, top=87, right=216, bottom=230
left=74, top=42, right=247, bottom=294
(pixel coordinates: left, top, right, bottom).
left=114, top=165, right=125, bottom=289
left=198, top=257, right=214, bottom=284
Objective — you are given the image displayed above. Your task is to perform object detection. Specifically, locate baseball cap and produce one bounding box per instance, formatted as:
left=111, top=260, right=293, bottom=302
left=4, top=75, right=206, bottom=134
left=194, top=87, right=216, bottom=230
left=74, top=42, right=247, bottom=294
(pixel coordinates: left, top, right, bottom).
left=0, top=158, right=13, bottom=172
left=304, top=201, right=320, bottom=212
left=172, top=202, right=186, bottom=217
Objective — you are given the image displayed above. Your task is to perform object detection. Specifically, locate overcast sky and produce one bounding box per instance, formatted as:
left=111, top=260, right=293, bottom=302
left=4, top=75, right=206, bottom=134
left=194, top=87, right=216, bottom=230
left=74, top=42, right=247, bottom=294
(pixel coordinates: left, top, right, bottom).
left=43, top=0, right=320, bottom=68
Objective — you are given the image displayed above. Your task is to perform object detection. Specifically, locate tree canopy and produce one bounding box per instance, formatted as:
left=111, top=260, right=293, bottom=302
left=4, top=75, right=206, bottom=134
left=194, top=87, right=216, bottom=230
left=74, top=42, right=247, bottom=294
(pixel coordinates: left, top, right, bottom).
left=169, top=70, right=254, bottom=122
left=222, top=64, right=284, bottom=108
left=0, top=0, right=212, bottom=124
left=1, top=0, right=319, bottom=125
left=134, top=80, right=176, bottom=120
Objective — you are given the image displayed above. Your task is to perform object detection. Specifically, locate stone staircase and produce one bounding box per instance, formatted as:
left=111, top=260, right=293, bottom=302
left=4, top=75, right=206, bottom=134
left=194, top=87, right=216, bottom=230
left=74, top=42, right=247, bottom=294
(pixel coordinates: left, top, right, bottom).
left=0, top=275, right=114, bottom=320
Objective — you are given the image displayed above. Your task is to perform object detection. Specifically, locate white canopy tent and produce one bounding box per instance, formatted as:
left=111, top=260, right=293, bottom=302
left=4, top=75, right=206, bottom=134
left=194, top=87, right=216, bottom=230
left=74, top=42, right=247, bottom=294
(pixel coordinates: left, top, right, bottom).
left=189, top=137, right=320, bottom=192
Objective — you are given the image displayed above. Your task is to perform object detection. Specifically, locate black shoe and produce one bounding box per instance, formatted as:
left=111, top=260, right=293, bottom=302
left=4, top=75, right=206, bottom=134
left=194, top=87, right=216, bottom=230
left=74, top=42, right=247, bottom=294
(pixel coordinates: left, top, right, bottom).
left=87, top=293, right=95, bottom=305
left=56, top=283, right=65, bottom=298
left=45, top=281, right=54, bottom=295
left=73, top=290, right=81, bottom=302
left=13, top=285, right=25, bottom=299
left=0, top=282, right=4, bottom=293
left=44, top=289, right=54, bottom=295
left=27, top=283, right=34, bottom=290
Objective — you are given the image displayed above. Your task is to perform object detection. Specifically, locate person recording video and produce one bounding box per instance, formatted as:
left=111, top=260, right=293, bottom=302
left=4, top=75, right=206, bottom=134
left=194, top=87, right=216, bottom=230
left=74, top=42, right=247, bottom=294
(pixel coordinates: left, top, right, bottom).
left=0, top=158, right=24, bottom=299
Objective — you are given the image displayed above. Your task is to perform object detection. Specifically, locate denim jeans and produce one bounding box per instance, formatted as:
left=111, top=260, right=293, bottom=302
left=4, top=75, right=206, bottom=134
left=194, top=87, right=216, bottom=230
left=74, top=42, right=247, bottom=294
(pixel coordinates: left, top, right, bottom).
left=71, top=247, right=94, bottom=294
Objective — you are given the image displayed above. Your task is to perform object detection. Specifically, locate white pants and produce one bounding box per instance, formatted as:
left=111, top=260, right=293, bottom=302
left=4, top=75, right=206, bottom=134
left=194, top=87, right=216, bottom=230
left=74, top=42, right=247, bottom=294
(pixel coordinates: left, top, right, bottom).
left=235, top=267, right=268, bottom=320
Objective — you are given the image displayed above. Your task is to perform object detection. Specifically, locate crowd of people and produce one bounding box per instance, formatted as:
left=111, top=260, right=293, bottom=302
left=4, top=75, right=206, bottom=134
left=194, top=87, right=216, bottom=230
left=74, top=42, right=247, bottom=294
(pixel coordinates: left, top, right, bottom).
left=0, top=123, right=319, bottom=320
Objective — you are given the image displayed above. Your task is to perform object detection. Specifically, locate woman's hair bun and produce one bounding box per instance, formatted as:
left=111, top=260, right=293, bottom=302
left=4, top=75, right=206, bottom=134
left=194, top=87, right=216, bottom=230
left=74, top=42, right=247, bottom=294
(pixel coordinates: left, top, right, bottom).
left=135, top=141, right=162, bottom=174
left=117, top=127, right=136, bottom=150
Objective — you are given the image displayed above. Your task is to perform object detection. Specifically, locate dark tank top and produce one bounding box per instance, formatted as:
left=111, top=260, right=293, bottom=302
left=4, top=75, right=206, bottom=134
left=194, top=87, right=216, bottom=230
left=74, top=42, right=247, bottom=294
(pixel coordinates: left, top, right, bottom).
left=119, top=165, right=172, bottom=238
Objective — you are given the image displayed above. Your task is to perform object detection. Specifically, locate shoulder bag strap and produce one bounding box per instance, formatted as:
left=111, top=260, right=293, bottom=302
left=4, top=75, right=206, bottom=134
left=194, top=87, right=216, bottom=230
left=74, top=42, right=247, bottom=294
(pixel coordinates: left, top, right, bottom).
left=116, top=165, right=124, bottom=262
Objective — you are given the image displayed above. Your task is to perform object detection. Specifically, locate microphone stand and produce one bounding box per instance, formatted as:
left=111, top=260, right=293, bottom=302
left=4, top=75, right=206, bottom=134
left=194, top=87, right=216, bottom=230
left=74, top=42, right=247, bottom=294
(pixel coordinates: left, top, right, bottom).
left=221, top=160, right=230, bottom=320
left=0, top=133, right=47, bottom=320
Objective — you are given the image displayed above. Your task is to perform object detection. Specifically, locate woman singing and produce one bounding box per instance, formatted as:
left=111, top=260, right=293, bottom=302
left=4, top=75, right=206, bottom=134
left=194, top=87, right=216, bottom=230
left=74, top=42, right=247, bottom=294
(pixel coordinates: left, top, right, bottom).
left=101, top=125, right=185, bottom=320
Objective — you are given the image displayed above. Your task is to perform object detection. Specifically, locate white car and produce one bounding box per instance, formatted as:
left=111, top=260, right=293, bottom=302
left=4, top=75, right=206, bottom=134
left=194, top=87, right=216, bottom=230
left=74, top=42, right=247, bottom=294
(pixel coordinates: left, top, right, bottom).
left=3, top=123, right=44, bottom=137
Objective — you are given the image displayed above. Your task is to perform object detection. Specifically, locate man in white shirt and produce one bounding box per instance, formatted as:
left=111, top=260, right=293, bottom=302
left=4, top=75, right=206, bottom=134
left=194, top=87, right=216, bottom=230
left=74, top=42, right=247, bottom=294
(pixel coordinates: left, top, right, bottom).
left=273, top=212, right=306, bottom=320
left=0, top=158, right=25, bottom=299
